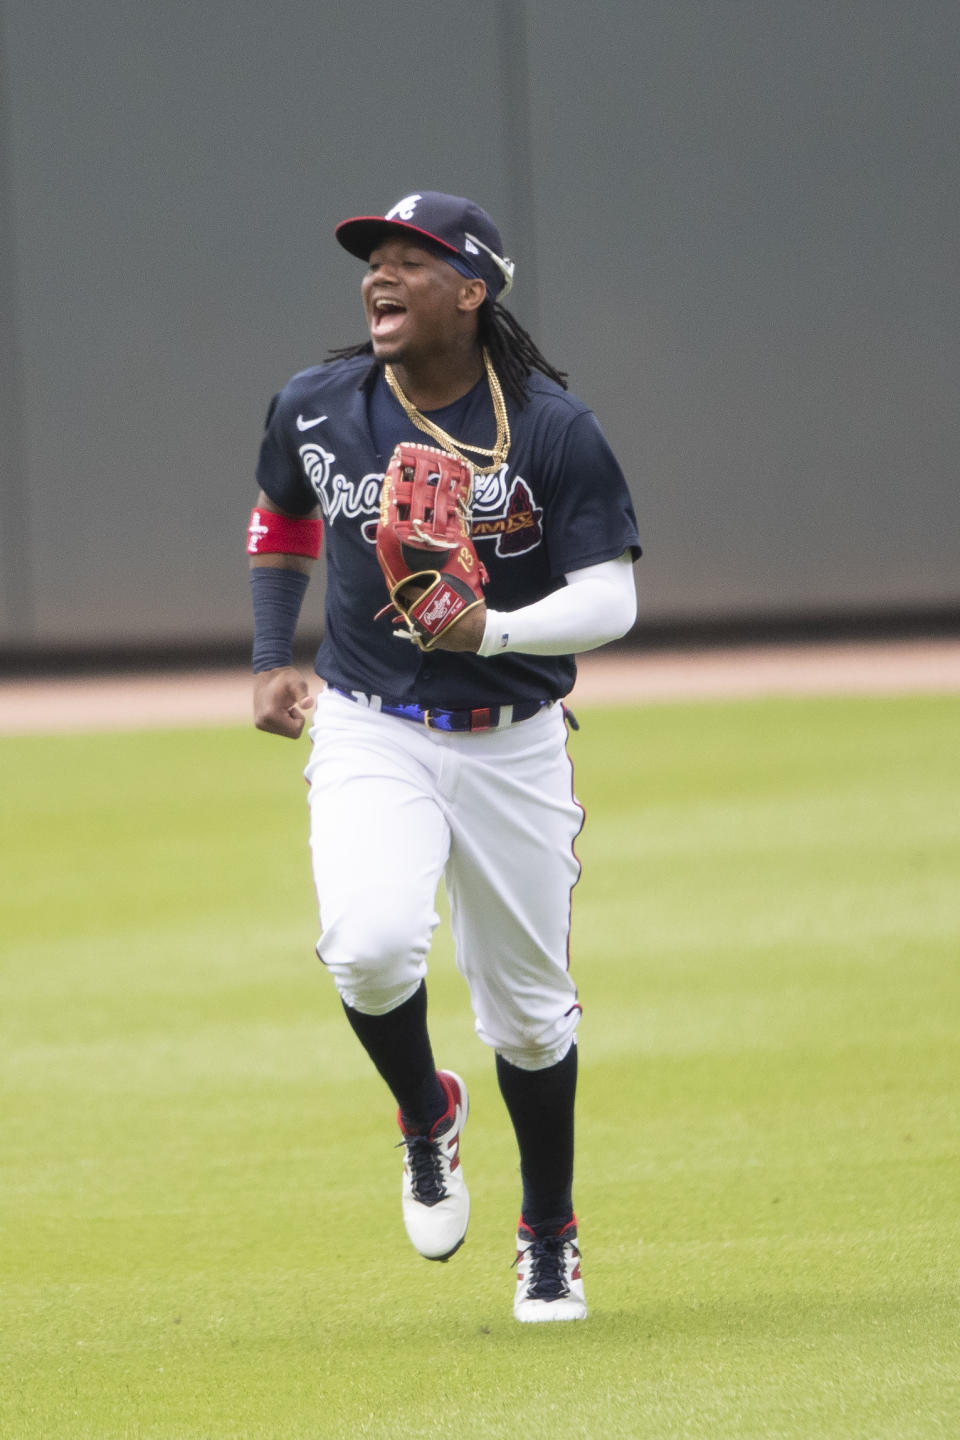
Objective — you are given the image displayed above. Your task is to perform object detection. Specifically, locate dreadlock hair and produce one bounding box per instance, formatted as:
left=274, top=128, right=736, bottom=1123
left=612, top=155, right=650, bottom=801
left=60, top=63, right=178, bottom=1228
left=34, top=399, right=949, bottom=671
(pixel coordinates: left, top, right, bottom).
left=324, top=301, right=568, bottom=410
left=479, top=302, right=568, bottom=407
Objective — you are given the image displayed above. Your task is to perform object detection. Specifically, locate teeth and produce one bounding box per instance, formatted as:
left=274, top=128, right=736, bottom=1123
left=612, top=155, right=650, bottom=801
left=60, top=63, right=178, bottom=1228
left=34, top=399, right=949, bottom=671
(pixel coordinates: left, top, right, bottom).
left=375, top=298, right=404, bottom=313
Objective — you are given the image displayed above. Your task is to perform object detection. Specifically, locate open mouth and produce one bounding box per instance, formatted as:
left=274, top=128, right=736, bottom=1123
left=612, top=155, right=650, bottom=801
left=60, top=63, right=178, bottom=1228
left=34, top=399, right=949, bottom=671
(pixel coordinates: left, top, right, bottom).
left=371, top=296, right=407, bottom=337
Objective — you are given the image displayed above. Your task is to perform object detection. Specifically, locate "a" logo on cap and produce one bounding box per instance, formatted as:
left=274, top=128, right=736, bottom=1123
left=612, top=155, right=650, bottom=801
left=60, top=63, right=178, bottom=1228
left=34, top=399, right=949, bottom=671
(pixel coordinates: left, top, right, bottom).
left=386, top=194, right=421, bottom=221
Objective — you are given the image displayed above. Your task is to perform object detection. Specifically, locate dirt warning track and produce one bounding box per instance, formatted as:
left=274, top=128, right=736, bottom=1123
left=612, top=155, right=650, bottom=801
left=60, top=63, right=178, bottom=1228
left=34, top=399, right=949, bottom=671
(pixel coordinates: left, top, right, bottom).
left=1, top=639, right=959, bottom=737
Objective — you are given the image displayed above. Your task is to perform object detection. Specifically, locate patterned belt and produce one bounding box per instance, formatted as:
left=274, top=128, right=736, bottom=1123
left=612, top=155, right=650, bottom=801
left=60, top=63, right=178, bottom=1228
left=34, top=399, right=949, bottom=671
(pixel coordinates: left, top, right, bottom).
left=330, top=686, right=550, bottom=733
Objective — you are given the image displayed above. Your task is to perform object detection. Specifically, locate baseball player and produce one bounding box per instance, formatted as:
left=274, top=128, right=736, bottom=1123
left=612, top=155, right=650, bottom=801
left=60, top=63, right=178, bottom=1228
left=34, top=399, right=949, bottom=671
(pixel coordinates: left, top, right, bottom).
left=248, top=191, right=641, bottom=1322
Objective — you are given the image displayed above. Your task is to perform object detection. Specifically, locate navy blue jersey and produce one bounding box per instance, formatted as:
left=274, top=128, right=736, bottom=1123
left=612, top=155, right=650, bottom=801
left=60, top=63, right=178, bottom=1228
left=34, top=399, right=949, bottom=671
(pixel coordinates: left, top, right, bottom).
left=255, top=355, right=641, bottom=708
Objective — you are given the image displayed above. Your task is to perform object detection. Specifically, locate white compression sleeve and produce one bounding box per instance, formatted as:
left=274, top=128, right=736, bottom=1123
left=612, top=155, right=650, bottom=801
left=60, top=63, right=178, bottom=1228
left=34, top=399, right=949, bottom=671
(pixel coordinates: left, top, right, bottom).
left=477, top=551, right=637, bottom=657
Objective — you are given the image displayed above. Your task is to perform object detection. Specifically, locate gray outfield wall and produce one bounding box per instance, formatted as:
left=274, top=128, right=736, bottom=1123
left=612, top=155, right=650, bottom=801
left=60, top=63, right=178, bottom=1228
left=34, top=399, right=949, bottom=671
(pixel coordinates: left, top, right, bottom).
left=1, top=1, right=957, bottom=654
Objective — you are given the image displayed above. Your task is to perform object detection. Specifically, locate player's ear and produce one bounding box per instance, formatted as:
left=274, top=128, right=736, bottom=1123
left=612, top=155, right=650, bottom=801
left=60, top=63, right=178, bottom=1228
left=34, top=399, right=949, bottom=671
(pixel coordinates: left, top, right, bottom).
left=457, top=277, right=487, bottom=315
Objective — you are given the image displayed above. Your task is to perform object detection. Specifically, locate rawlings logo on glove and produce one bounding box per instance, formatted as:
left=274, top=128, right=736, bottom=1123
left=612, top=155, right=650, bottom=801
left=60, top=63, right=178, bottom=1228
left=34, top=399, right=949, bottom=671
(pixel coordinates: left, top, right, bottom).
left=375, top=443, right=489, bottom=651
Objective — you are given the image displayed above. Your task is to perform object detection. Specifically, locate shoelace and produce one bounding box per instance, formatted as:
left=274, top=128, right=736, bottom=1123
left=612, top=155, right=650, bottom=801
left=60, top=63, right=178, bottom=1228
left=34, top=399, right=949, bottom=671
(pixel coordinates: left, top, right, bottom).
left=516, top=1233, right=572, bottom=1300
left=399, top=1134, right=448, bottom=1207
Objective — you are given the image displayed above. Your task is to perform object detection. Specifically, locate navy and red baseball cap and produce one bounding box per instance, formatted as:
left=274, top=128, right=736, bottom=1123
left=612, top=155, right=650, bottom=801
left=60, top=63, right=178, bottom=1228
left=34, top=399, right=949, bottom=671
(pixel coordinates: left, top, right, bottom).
left=335, top=191, right=515, bottom=300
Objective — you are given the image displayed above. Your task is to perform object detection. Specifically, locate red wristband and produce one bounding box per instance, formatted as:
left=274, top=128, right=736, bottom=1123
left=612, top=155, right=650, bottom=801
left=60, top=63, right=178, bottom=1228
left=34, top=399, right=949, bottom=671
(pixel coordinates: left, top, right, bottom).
left=247, top=507, right=323, bottom=558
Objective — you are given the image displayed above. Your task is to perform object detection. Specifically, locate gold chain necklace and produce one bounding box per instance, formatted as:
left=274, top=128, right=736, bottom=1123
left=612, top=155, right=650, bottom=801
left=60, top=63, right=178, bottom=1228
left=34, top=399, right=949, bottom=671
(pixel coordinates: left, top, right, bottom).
left=384, top=348, right=511, bottom=475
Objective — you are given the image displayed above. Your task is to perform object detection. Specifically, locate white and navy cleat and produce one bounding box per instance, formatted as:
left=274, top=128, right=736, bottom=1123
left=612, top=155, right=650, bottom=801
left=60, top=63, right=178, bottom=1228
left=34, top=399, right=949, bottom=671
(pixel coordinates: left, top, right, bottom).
left=513, top=1217, right=587, bottom=1322
left=398, top=1070, right=469, bottom=1262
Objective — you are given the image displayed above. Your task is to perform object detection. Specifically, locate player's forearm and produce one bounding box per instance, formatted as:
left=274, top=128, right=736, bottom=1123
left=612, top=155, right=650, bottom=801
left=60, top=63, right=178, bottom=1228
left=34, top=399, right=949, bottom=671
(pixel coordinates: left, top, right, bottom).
left=247, top=494, right=322, bottom=672
left=477, top=552, right=637, bottom=657
left=249, top=551, right=314, bottom=574
left=250, top=566, right=311, bottom=673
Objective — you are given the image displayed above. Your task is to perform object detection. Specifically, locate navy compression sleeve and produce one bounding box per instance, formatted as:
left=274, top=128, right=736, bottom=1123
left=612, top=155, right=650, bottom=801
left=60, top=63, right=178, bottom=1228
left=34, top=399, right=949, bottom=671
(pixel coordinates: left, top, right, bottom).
left=250, top=567, right=309, bottom=673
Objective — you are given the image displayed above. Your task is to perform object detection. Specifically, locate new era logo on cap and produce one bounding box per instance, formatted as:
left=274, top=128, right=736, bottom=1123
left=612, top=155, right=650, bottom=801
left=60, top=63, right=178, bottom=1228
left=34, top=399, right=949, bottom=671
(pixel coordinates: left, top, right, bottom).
left=335, top=191, right=515, bottom=299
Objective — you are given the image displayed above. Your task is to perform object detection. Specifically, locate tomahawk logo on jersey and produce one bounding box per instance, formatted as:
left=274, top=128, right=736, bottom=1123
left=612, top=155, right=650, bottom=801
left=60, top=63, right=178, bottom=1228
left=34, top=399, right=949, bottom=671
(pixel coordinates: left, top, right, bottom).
left=471, top=475, right=544, bottom=556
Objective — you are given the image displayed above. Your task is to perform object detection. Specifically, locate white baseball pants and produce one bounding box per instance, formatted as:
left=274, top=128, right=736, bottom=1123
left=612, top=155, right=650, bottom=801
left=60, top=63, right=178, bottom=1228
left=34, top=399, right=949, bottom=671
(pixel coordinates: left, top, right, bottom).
left=303, top=686, right=584, bottom=1071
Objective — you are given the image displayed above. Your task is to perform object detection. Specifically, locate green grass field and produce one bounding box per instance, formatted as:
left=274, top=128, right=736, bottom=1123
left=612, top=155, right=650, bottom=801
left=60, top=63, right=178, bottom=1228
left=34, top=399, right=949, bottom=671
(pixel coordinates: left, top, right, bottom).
left=2, top=693, right=958, bottom=1439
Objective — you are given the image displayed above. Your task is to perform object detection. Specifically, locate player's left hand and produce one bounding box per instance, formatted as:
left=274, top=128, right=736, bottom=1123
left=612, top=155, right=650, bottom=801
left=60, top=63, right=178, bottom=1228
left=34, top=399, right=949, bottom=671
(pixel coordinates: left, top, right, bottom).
left=376, top=444, right=489, bottom=652
left=426, top=600, right=487, bottom=652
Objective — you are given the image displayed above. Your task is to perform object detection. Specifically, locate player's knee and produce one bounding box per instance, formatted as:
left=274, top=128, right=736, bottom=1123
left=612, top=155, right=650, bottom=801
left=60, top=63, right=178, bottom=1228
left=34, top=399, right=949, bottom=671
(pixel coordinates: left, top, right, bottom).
left=483, top=1005, right=581, bottom=1071
left=494, top=1035, right=576, bottom=1071
left=316, top=903, right=432, bottom=1009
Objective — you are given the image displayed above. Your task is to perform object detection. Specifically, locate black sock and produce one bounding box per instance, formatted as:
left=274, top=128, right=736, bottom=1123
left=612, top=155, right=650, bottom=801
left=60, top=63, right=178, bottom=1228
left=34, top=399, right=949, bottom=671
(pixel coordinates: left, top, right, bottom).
left=342, top=982, right=447, bottom=1133
left=495, top=1043, right=578, bottom=1235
